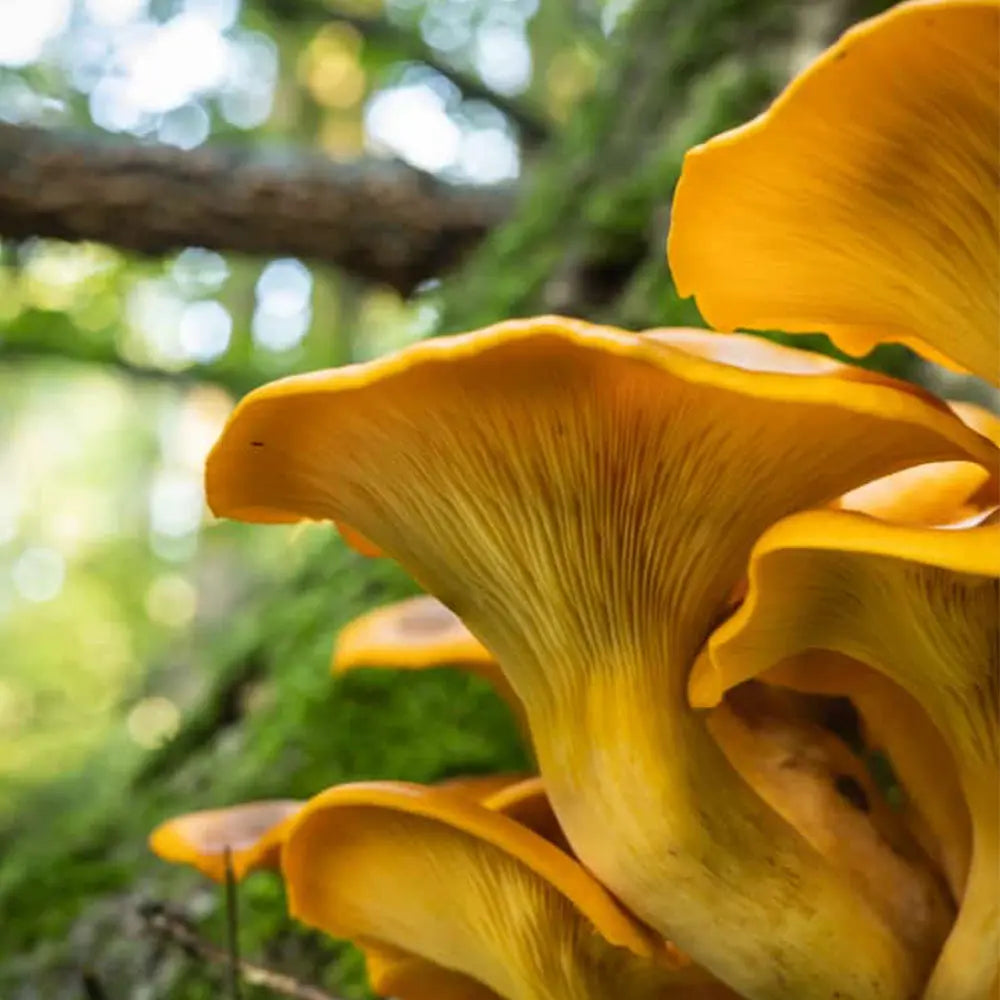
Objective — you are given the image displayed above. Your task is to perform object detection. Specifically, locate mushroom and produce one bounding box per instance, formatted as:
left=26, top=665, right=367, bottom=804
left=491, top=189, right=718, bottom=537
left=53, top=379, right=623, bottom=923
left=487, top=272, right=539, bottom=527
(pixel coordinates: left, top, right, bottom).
left=481, top=775, right=572, bottom=853
left=434, top=772, right=533, bottom=801
left=356, top=775, right=577, bottom=1000
left=667, top=0, right=1000, bottom=383
left=206, top=317, right=994, bottom=998
left=149, top=780, right=569, bottom=998
left=835, top=403, right=1000, bottom=527
left=336, top=521, right=383, bottom=557
left=282, top=780, right=731, bottom=1000
left=147, top=775, right=527, bottom=884
left=707, top=681, right=953, bottom=963
left=696, top=510, right=999, bottom=1000
left=359, top=939, right=502, bottom=1000
left=148, top=799, right=302, bottom=882
left=346, top=774, right=682, bottom=999
left=338, top=594, right=955, bottom=949
left=333, top=594, right=521, bottom=721
left=756, top=651, right=972, bottom=901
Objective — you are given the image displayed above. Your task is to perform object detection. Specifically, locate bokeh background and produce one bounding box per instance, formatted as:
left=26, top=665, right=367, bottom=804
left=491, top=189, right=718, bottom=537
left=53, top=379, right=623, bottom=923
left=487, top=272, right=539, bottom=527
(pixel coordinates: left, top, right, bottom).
left=0, top=0, right=987, bottom=996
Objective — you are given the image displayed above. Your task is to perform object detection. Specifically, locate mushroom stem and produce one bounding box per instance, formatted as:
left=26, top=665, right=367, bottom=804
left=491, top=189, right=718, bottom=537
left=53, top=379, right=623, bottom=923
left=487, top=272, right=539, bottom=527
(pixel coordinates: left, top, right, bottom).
left=924, top=771, right=999, bottom=1000
left=532, top=670, right=919, bottom=1000
left=760, top=655, right=972, bottom=899
left=697, top=512, right=1000, bottom=998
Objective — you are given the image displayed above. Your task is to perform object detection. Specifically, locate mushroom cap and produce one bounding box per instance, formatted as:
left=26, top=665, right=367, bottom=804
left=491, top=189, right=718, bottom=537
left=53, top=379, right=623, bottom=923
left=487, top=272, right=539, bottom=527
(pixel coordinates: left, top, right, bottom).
left=281, top=781, right=717, bottom=1000
left=334, top=595, right=494, bottom=672
left=283, top=780, right=665, bottom=961
left=668, top=0, right=1000, bottom=382
left=148, top=799, right=302, bottom=882
left=836, top=402, right=1000, bottom=526
left=695, top=510, right=1000, bottom=709
left=332, top=595, right=524, bottom=724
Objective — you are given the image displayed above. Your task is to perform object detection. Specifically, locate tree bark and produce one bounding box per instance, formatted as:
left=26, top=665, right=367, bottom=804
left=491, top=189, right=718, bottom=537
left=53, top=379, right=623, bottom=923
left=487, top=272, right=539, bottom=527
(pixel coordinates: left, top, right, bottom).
left=0, top=123, right=511, bottom=294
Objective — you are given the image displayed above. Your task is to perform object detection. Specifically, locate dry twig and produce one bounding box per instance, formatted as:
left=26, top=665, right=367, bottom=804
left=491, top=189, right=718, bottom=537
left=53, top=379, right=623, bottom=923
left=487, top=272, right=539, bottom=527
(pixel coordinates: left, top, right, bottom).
left=224, top=850, right=242, bottom=1000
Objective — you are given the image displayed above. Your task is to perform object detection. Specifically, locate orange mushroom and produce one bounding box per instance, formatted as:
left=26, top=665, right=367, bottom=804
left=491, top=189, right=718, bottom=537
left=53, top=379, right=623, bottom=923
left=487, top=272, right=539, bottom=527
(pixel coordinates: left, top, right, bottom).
left=206, top=317, right=994, bottom=998
left=668, top=0, right=1000, bottom=383
left=759, top=652, right=972, bottom=900
left=149, top=799, right=302, bottom=882
left=708, top=681, right=953, bottom=965
left=333, top=594, right=520, bottom=720
left=696, top=511, right=999, bottom=999
left=282, top=781, right=729, bottom=1000
left=836, top=402, right=1000, bottom=526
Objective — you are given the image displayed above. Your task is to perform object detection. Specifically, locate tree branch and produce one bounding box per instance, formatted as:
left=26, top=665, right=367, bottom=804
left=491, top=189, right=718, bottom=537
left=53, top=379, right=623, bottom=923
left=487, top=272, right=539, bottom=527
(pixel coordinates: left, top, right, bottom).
left=0, top=124, right=512, bottom=294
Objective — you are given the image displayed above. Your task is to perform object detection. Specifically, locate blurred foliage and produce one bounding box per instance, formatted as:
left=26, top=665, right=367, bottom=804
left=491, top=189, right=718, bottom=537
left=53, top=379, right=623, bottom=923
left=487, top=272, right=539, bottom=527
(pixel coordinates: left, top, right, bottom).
left=0, top=0, right=927, bottom=997
left=0, top=0, right=611, bottom=994
left=0, top=0, right=585, bottom=812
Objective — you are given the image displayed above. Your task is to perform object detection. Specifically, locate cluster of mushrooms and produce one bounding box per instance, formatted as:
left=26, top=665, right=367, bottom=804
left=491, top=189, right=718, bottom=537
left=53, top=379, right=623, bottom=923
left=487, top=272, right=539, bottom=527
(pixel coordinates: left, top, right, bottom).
left=149, top=2, right=1000, bottom=998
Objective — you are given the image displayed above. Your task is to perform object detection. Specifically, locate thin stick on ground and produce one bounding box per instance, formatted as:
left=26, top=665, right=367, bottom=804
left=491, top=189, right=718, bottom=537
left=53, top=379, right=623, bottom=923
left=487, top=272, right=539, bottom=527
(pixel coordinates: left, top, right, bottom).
left=139, top=902, right=342, bottom=1000
left=224, top=849, right=242, bottom=1000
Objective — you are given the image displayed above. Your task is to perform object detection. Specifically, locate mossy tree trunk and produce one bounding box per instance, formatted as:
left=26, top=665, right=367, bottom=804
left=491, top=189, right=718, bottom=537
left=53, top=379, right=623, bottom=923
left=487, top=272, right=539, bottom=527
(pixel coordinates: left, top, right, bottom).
left=0, top=1, right=891, bottom=997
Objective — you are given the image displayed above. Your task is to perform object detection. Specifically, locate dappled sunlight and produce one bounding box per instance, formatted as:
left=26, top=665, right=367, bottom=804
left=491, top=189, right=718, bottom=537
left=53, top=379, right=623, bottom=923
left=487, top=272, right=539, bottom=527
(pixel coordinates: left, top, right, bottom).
left=126, top=694, right=181, bottom=749
left=252, top=259, right=314, bottom=353
left=365, top=71, right=522, bottom=182
left=0, top=361, right=303, bottom=815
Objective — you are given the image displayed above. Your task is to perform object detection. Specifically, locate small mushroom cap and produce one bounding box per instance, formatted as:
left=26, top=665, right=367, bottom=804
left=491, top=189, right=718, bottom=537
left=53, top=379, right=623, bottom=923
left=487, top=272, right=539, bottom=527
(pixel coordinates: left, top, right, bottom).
left=334, top=595, right=493, bottom=671
left=281, top=781, right=716, bottom=1000
left=283, top=780, right=665, bottom=961
left=360, top=939, right=501, bottom=1000
left=949, top=402, right=1000, bottom=447
left=336, top=521, right=383, bottom=557
left=668, top=0, right=1000, bottom=383
left=434, top=772, right=532, bottom=803
left=836, top=462, right=994, bottom=526
left=149, top=799, right=303, bottom=882
left=647, top=327, right=923, bottom=383
left=836, top=402, right=1000, bottom=526
left=483, top=776, right=572, bottom=854
left=333, top=595, right=523, bottom=724
left=355, top=776, right=580, bottom=1000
